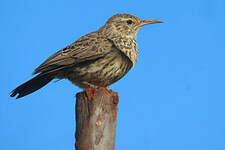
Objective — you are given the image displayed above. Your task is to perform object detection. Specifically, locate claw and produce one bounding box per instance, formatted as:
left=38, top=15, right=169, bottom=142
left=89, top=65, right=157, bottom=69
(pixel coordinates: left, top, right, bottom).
left=85, top=88, right=95, bottom=99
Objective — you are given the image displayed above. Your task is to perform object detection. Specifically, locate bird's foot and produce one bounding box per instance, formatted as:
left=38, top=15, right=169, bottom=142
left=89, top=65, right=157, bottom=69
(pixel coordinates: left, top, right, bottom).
left=85, top=88, right=95, bottom=99
left=83, top=82, right=99, bottom=99
left=98, top=87, right=119, bottom=104
left=82, top=82, right=118, bottom=104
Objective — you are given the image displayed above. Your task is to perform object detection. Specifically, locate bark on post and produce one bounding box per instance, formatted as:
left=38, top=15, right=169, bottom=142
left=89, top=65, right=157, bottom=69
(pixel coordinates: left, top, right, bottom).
left=75, top=88, right=119, bottom=150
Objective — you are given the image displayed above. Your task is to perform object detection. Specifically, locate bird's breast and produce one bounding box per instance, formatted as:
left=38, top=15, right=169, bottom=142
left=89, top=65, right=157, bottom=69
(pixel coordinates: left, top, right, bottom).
left=67, top=48, right=132, bottom=88
left=110, top=37, right=138, bottom=66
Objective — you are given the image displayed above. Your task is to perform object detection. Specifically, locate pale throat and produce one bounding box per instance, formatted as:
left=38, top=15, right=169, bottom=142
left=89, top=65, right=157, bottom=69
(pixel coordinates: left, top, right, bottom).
left=100, top=25, right=139, bottom=67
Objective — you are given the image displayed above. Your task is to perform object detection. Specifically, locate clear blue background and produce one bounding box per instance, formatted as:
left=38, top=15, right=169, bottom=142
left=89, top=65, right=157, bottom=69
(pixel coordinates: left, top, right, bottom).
left=1, top=0, right=225, bottom=149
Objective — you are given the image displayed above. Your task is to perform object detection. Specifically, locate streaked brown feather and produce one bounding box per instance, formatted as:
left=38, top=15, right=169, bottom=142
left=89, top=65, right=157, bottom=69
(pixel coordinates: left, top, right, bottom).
left=34, top=32, right=113, bottom=74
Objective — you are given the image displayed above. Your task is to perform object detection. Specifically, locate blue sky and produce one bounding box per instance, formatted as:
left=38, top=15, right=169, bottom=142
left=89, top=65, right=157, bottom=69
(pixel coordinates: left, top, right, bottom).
left=1, top=0, right=225, bottom=150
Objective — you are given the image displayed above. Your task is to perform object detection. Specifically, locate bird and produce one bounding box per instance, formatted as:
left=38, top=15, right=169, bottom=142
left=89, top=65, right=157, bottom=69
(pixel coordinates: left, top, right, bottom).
left=10, top=13, right=163, bottom=99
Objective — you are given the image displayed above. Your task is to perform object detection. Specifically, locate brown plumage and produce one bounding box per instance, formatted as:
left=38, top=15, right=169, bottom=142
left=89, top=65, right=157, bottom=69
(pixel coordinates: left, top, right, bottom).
left=10, top=13, right=163, bottom=99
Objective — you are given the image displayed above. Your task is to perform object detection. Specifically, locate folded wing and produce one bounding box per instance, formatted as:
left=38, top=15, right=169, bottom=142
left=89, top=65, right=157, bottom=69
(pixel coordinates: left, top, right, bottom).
left=34, top=31, right=113, bottom=74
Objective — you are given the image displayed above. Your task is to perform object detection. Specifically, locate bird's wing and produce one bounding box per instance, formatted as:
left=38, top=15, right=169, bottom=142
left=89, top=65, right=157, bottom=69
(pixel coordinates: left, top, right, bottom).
left=33, top=31, right=113, bottom=74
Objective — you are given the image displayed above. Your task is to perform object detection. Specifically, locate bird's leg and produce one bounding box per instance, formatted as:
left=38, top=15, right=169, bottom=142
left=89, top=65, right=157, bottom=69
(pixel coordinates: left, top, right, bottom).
left=99, top=87, right=119, bottom=104
left=82, top=81, right=100, bottom=89
left=82, top=82, right=118, bottom=104
left=82, top=81, right=99, bottom=99
left=98, top=83, right=119, bottom=104
left=84, top=88, right=95, bottom=99
left=101, top=81, right=115, bottom=94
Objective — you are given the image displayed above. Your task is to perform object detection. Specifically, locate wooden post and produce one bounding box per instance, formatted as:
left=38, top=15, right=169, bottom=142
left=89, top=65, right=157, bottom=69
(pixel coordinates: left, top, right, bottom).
left=75, top=87, right=119, bottom=150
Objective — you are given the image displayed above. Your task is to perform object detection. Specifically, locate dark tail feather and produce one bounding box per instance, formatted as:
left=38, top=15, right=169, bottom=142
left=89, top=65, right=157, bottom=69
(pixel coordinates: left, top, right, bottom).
left=10, top=73, right=54, bottom=99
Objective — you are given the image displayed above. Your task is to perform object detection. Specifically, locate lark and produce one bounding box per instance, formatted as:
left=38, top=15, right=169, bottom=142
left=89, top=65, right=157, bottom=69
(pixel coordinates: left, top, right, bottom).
left=10, top=13, right=163, bottom=99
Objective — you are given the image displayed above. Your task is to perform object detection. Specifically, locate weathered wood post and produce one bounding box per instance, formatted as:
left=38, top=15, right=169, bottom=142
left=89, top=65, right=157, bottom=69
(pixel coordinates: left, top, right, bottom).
left=75, top=87, right=119, bottom=150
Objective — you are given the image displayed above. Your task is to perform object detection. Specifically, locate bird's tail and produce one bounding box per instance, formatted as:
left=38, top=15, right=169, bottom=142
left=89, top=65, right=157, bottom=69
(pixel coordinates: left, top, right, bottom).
left=10, top=73, right=54, bottom=99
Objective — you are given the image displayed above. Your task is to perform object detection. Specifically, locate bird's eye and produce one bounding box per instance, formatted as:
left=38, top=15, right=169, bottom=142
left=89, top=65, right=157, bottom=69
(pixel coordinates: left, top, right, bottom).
left=127, top=20, right=133, bottom=25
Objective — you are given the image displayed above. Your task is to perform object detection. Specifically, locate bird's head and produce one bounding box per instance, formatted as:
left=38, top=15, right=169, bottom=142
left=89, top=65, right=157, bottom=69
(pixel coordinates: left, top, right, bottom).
left=100, top=13, right=163, bottom=39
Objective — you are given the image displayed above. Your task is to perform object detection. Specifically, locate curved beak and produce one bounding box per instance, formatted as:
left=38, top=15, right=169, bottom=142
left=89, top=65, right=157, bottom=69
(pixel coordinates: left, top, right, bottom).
left=140, top=19, right=164, bottom=27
